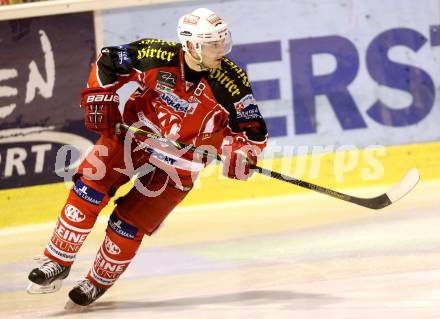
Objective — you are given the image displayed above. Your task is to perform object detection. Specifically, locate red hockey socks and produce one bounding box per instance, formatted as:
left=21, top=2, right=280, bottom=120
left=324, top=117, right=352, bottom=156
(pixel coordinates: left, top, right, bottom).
left=44, top=177, right=109, bottom=266
left=87, top=209, right=143, bottom=289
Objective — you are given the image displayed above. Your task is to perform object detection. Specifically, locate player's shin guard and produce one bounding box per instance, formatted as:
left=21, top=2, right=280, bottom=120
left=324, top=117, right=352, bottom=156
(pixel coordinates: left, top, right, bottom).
left=86, top=209, right=143, bottom=289
left=44, top=177, right=109, bottom=266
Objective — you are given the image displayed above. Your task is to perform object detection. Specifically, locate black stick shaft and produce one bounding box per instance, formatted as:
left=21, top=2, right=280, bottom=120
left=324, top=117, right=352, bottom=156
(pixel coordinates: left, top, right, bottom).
left=116, top=123, right=392, bottom=209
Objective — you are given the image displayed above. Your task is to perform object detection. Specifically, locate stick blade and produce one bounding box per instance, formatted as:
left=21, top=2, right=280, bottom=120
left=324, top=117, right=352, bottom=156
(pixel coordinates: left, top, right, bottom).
left=385, top=168, right=420, bottom=204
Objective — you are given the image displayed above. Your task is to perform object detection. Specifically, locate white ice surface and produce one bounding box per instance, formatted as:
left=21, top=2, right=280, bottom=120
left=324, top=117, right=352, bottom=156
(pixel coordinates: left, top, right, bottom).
left=1, top=180, right=440, bottom=319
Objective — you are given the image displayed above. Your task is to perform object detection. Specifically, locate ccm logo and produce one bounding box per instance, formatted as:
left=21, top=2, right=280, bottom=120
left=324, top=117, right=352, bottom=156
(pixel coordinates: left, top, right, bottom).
left=86, top=94, right=119, bottom=103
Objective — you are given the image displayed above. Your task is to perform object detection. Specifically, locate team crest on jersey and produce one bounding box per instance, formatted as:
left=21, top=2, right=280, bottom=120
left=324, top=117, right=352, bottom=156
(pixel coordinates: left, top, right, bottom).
left=159, top=92, right=199, bottom=114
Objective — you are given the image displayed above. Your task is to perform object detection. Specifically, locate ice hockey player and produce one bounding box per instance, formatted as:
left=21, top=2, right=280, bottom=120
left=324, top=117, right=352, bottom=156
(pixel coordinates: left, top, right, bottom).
left=27, top=7, right=268, bottom=307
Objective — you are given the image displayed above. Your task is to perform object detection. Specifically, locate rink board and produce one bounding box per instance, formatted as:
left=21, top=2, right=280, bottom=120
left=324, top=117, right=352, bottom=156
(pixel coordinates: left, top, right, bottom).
left=1, top=0, right=440, bottom=228
left=0, top=141, right=438, bottom=228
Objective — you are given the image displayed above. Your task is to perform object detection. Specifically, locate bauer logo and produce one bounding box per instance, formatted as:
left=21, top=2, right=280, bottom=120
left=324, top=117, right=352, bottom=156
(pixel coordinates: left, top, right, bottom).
left=73, top=179, right=104, bottom=205
left=86, top=94, right=119, bottom=103
left=64, top=204, right=86, bottom=223
left=104, top=236, right=121, bottom=255
left=108, top=213, right=138, bottom=240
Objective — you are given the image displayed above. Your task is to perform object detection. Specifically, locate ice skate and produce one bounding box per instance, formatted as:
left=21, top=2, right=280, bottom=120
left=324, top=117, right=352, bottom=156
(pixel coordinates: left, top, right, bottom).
left=66, top=279, right=107, bottom=308
left=27, top=256, right=71, bottom=294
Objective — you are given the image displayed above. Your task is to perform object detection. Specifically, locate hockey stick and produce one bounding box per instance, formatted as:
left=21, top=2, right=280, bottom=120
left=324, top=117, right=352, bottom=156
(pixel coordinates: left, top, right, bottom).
left=116, top=123, right=419, bottom=210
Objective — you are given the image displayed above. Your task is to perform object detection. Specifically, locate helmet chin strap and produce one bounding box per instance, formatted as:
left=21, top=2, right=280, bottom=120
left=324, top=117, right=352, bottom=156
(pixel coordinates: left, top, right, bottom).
left=196, top=61, right=210, bottom=71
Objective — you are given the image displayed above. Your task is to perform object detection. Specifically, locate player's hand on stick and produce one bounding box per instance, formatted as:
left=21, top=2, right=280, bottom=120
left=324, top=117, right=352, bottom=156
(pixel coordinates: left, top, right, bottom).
left=80, top=88, right=122, bottom=137
left=223, top=135, right=258, bottom=181
left=193, top=107, right=229, bottom=158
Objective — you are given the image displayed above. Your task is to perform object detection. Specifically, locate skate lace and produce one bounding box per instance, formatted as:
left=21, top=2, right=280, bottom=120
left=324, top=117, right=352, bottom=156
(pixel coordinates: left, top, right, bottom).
left=77, top=280, right=100, bottom=299
left=40, top=261, right=64, bottom=278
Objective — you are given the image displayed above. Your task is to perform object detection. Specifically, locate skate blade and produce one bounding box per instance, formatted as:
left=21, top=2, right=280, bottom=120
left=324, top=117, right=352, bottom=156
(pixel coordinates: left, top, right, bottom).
left=26, top=279, right=62, bottom=294
left=64, top=300, right=89, bottom=312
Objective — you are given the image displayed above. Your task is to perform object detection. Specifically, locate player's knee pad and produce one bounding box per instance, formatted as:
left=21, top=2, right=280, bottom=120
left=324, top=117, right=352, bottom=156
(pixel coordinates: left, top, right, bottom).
left=87, top=209, right=144, bottom=288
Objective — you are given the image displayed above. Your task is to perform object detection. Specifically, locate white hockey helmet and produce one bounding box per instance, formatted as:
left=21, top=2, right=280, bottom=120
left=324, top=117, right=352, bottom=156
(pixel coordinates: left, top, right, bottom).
left=177, top=8, right=232, bottom=61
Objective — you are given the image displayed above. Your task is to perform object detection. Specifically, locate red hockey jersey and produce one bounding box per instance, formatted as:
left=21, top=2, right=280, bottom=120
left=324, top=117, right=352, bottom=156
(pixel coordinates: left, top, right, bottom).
left=86, top=39, right=268, bottom=186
